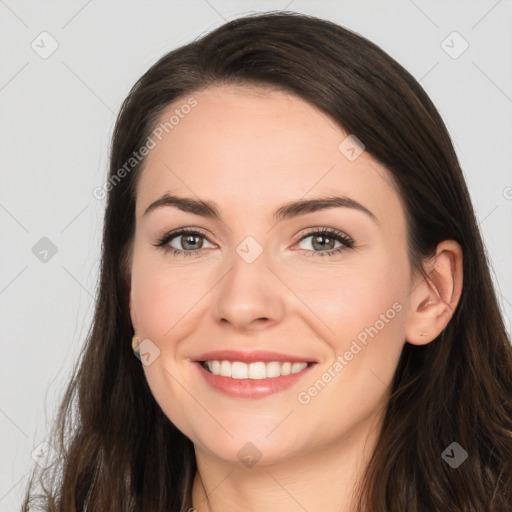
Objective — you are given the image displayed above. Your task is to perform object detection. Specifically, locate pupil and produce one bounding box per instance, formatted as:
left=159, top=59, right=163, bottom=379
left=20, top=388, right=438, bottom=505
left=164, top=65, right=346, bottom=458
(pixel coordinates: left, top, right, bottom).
left=183, top=234, right=202, bottom=250
left=314, top=235, right=333, bottom=250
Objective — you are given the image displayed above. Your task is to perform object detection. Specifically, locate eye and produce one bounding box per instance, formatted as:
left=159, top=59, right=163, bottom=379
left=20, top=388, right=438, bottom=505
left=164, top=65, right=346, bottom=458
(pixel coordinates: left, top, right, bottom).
left=153, top=228, right=215, bottom=257
left=295, top=227, right=354, bottom=258
left=153, top=226, right=354, bottom=258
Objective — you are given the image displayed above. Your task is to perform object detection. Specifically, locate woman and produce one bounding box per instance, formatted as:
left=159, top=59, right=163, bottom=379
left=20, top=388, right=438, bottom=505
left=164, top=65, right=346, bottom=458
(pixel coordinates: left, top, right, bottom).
left=22, top=11, right=512, bottom=512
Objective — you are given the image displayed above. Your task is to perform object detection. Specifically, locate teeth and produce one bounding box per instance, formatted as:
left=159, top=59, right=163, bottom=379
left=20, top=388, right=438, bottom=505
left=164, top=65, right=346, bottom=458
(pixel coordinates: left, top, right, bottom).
left=248, top=362, right=266, bottom=379
left=281, top=362, right=291, bottom=376
left=211, top=360, right=221, bottom=374
left=231, top=362, right=248, bottom=379
left=220, top=360, right=231, bottom=377
left=202, top=360, right=309, bottom=379
left=291, top=362, right=307, bottom=374
left=266, top=361, right=281, bottom=378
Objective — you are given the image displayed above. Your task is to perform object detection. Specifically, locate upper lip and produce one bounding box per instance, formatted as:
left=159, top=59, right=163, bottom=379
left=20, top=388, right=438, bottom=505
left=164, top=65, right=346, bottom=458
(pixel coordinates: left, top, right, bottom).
left=194, top=349, right=317, bottom=364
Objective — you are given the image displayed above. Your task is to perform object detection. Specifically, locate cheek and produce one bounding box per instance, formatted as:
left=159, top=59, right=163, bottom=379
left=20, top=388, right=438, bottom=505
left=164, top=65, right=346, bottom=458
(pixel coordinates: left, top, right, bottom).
left=335, top=274, right=405, bottom=343
left=130, top=257, right=211, bottom=434
left=132, top=270, right=176, bottom=338
left=131, top=249, right=211, bottom=341
left=291, top=261, right=408, bottom=429
left=291, top=258, right=407, bottom=345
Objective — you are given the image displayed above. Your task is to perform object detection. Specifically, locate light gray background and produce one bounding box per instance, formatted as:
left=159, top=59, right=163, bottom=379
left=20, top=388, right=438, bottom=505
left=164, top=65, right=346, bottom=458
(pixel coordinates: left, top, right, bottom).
left=1, top=0, right=511, bottom=508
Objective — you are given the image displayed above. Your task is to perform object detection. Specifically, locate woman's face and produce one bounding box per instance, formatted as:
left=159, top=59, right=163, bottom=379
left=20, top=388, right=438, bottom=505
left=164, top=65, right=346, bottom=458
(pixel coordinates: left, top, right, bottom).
left=129, top=84, right=415, bottom=466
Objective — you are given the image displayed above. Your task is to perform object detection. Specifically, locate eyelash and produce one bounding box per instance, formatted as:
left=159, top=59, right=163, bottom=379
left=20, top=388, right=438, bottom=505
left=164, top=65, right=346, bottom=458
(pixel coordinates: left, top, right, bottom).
left=153, top=227, right=355, bottom=258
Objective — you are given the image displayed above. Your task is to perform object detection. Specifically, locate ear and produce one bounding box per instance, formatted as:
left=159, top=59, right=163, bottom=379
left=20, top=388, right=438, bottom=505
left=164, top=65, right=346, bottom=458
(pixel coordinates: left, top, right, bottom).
left=404, top=240, right=463, bottom=346
left=129, top=288, right=137, bottom=332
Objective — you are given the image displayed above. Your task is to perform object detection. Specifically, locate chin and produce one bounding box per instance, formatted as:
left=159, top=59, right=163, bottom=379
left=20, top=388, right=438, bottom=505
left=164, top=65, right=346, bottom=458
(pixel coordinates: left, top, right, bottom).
left=192, top=429, right=308, bottom=468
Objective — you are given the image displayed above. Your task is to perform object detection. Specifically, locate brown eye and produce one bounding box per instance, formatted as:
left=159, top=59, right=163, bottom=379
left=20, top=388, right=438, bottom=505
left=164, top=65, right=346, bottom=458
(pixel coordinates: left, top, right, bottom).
left=174, top=233, right=204, bottom=251
left=296, top=228, right=354, bottom=258
left=154, top=228, right=215, bottom=257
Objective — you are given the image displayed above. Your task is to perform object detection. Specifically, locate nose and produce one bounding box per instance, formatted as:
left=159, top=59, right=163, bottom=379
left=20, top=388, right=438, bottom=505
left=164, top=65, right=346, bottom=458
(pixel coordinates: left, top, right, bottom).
left=211, top=244, right=286, bottom=332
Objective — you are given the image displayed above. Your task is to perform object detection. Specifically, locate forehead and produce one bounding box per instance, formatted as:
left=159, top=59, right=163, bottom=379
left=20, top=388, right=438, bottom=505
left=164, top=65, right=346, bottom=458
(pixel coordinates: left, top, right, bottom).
left=135, top=84, right=404, bottom=228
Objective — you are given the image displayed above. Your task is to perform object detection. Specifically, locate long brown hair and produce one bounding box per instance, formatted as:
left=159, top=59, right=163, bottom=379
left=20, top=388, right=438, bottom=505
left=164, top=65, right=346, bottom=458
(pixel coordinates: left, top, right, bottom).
left=21, top=11, right=512, bottom=511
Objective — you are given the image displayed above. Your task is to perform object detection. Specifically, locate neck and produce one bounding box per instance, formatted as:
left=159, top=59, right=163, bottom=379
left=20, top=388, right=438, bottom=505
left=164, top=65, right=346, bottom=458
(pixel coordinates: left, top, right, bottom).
left=191, top=410, right=383, bottom=512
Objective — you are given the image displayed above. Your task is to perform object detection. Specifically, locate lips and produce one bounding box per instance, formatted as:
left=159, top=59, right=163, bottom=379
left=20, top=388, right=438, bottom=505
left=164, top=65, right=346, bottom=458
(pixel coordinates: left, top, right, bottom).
left=191, top=349, right=317, bottom=399
left=194, top=349, right=316, bottom=364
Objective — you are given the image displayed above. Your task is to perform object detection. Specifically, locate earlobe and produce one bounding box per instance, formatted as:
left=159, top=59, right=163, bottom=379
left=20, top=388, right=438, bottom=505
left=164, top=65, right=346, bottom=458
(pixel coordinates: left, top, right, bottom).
left=405, top=240, right=463, bottom=346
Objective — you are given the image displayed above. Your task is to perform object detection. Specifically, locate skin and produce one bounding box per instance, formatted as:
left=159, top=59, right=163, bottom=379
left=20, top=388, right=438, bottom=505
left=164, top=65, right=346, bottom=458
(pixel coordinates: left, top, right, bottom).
left=128, top=84, right=463, bottom=512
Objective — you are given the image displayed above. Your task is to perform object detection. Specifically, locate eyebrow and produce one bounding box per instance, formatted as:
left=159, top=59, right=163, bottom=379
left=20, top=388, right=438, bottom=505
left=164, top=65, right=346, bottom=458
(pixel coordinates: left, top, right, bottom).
left=143, top=193, right=378, bottom=224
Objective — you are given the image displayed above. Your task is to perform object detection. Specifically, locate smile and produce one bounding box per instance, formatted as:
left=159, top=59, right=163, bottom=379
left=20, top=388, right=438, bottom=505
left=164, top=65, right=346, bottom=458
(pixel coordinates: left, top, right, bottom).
left=201, top=360, right=312, bottom=379
left=194, top=359, right=317, bottom=399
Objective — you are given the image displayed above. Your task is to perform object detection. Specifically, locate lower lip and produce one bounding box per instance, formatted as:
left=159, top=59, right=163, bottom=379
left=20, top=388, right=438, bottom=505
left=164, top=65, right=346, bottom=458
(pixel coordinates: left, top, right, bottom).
left=194, top=362, right=316, bottom=399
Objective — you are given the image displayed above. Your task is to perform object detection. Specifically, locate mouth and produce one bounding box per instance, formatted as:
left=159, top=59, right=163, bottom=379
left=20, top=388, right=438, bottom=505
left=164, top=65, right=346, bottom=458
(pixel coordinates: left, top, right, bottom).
left=193, top=358, right=317, bottom=399
left=199, top=360, right=315, bottom=379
